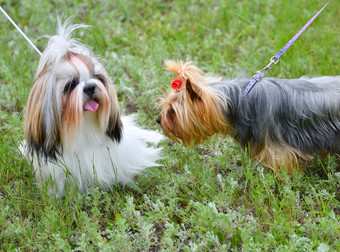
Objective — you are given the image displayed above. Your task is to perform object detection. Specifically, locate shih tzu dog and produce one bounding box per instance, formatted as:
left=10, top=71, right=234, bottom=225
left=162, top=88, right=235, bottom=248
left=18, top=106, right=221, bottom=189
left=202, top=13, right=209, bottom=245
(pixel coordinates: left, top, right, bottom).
left=157, top=60, right=340, bottom=173
left=22, top=20, right=163, bottom=196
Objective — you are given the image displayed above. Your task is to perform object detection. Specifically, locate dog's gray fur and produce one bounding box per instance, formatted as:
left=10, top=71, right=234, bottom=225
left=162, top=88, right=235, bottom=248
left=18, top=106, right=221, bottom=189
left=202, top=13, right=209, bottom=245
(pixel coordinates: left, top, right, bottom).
left=212, top=76, right=340, bottom=155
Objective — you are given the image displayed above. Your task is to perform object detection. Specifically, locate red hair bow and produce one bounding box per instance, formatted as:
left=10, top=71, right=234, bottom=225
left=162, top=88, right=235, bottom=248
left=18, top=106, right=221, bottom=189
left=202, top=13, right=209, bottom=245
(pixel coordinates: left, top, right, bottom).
left=171, top=77, right=183, bottom=90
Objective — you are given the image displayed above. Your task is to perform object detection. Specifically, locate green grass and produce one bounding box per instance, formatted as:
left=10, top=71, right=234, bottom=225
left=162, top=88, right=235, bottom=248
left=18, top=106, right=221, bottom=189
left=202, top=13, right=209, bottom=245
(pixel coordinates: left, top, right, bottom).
left=0, top=0, right=339, bottom=250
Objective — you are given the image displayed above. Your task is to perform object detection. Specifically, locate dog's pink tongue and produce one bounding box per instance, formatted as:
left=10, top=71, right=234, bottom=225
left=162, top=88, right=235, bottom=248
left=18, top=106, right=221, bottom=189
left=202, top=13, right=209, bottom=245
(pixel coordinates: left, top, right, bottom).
left=83, top=100, right=99, bottom=112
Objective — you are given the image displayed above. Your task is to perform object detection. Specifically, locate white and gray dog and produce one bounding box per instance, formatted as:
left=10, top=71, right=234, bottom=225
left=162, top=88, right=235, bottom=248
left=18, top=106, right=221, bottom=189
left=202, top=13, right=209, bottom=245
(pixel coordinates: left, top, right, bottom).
left=22, top=20, right=163, bottom=196
left=157, top=60, right=340, bottom=173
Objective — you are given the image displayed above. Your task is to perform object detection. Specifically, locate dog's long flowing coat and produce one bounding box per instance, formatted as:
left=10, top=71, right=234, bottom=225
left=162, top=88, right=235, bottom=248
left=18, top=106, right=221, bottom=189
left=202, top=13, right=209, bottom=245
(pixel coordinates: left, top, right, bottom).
left=157, top=60, right=340, bottom=172
left=23, top=20, right=163, bottom=196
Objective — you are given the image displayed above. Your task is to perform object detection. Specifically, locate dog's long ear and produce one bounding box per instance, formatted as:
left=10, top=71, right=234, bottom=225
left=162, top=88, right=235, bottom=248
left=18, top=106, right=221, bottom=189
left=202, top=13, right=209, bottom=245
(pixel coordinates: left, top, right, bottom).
left=25, top=74, right=62, bottom=160
left=105, top=87, right=122, bottom=143
left=165, top=60, right=206, bottom=99
left=106, top=110, right=122, bottom=142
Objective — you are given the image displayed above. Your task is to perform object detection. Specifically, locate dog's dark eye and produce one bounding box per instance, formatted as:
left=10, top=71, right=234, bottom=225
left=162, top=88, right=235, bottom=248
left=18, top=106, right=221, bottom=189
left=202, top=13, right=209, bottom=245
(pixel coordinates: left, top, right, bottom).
left=64, top=78, right=79, bottom=93
left=167, top=108, right=176, bottom=120
left=93, top=74, right=106, bottom=85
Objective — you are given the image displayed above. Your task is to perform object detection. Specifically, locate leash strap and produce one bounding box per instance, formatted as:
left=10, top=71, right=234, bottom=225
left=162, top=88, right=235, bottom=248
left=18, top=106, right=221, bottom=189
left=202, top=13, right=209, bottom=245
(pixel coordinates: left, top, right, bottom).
left=242, top=0, right=332, bottom=97
left=0, top=6, right=42, bottom=56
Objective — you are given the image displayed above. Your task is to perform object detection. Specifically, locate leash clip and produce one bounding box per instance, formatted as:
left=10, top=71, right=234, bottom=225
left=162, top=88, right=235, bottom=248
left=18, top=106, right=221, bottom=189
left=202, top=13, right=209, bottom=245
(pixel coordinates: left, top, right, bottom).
left=252, top=55, right=279, bottom=84
left=270, top=56, right=279, bottom=65
left=261, top=56, right=279, bottom=73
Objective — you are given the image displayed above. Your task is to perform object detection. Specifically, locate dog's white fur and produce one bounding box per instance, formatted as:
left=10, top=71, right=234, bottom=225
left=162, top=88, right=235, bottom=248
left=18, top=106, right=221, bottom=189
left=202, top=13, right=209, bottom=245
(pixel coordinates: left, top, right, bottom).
left=22, top=115, right=163, bottom=196
left=22, top=19, right=163, bottom=196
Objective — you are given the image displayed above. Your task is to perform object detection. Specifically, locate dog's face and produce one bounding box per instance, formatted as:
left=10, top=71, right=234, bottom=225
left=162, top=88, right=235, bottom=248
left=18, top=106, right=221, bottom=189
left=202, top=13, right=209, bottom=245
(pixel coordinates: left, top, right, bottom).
left=157, top=60, right=229, bottom=145
left=24, top=32, right=121, bottom=159
left=157, top=90, right=189, bottom=144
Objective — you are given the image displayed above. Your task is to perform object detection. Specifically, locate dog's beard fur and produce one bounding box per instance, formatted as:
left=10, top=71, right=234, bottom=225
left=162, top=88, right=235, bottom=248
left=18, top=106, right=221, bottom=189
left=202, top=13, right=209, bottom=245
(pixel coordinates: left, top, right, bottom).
left=157, top=60, right=340, bottom=173
left=23, top=20, right=162, bottom=196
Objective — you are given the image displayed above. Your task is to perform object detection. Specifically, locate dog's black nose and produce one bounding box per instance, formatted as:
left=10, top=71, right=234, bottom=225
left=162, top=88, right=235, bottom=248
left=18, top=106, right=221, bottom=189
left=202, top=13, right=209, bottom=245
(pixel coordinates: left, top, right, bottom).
left=84, top=83, right=96, bottom=96
left=156, top=116, right=161, bottom=124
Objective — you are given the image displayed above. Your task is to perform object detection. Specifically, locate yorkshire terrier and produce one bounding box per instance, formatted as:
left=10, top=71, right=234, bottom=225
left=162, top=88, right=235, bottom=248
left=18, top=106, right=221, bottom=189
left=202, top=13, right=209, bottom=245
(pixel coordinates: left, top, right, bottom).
left=157, top=60, right=340, bottom=173
left=22, top=20, right=163, bottom=196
